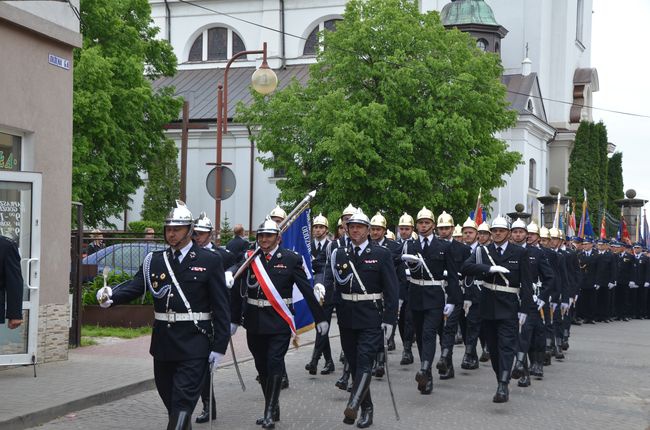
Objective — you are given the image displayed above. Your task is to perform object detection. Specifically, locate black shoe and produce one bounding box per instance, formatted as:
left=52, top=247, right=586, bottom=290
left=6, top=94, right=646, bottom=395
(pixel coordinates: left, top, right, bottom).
left=343, top=372, right=371, bottom=424
left=195, top=399, right=217, bottom=423
left=511, top=352, right=526, bottom=379
left=387, top=338, right=396, bottom=351
left=168, top=411, right=191, bottom=430
left=554, top=339, right=565, bottom=360
left=571, top=319, right=582, bottom=326
left=281, top=373, right=289, bottom=390
left=439, top=364, right=454, bottom=380
left=421, top=373, right=433, bottom=395
left=543, top=349, right=552, bottom=366
left=415, top=361, right=430, bottom=392
left=436, top=349, right=450, bottom=374
left=339, top=351, right=346, bottom=364
left=321, top=360, right=335, bottom=375
left=561, top=340, right=569, bottom=351
left=400, top=349, right=414, bottom=365
left=518, top=373, right=531, bottom=387
left=584, top=319, right=595, bottom=324
left=372, top=352, right=385, bottom=378
left=259, top=375, right=282, bottom=429
left=492, top=382, right=509, bottom=403
left=623, top=317, right=630, bottom=322
left=356, top=405, right=373, bottom=428
left=336, top=361, right=351, bottom=391
left=479, top=351, right=490, bottom=362
left=305, top=361, right=318, bottom=375
left=461, top=353, right=474, bottom=370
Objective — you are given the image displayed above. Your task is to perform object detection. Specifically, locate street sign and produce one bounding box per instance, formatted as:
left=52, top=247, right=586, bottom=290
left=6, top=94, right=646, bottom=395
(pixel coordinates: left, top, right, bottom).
left=206, top=166, right=236, bottom=200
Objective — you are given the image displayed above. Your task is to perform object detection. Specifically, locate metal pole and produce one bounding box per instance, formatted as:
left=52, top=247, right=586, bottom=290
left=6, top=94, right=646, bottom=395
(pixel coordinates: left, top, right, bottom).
left=215, top=85, right=223, bottom=243
left=180, top=100, right=189, bottom=202
left=70, top=202, right=83, bottom=348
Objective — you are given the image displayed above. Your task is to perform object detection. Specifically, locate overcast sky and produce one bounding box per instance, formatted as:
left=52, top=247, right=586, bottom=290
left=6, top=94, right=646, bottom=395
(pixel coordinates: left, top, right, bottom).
left=592, top=0, right=649, bottom=209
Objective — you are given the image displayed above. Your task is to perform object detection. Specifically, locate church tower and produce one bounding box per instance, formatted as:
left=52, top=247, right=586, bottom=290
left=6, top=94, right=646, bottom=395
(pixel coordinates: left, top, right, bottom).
left=440, top=0, right=507, bottom=56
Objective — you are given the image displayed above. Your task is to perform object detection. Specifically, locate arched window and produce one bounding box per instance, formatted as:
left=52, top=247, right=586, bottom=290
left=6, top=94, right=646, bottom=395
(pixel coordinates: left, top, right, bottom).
left=476, top=38, right=489, bottom=52
left=303, top=19, right=341, bottom=56
left=188, top=27, right=246, bottom=62
left=529, top=158, right=537, bottom=189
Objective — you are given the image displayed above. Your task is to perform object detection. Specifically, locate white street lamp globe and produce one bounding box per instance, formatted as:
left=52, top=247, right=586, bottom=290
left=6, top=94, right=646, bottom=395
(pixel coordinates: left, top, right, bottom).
left=251, top=65, right=278, bottom=95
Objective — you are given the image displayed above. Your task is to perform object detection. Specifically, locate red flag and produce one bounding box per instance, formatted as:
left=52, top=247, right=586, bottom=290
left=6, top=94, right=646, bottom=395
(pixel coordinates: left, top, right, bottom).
left=474, top=189, right=483, bottom=225
left=621, top=216, right=631, bottom=244
left=600, top=214, right=607, bottom=239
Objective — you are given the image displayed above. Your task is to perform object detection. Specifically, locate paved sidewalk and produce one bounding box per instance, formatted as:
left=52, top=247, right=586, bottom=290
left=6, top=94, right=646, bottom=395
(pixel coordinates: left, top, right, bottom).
left=0, top=324, right=320, bottom=430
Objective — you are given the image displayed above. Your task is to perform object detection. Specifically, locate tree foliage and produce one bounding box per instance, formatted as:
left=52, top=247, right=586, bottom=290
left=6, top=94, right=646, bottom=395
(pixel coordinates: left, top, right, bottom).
left=73, top=0, right=182, bottom=227
left=141, top=139, right=180, bottom=222
left=606, top=152, right=624, bottom=215
left=237, top=0, right=519, bottom=223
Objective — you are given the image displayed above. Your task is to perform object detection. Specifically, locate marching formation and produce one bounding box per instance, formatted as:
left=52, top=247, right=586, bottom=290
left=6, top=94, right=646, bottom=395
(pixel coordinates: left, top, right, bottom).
left=95, top=196, right=650, bottom=430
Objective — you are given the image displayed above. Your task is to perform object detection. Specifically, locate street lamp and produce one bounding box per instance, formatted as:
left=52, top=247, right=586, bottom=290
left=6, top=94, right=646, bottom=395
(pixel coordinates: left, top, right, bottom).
left=212, top=42, right=278, bottom=243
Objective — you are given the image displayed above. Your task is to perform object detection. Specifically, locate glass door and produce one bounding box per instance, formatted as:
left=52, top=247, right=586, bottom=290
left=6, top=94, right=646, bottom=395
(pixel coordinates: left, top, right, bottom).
left=0, top=171, right=41, bottom=366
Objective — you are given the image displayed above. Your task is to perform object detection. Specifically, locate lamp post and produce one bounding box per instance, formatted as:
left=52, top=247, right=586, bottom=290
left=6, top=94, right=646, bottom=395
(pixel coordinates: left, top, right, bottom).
left=211, top=42, right=278, bottom=243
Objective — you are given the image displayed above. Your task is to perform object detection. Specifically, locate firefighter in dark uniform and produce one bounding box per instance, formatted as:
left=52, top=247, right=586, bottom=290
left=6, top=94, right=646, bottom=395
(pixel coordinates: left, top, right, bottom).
left=324, top=209, right=398, bottom=428
left=401, top=207, right=461, bottom=395
left=192, top=212, right=236, bottom=424
left=461, top=215, right=534, bottom=403
left=594, top=239, right=616, bottom=322
left=476, top=221, right=492, bottom=362
left=305, top=213, right=335, bottom=375
left=578, top=237, right=597, bottom=324
left=368, top=212, right=405, bottom=378
left=548, top=228, right=570, bottom=360
left=435, top=211, right=470, bottom=380
left=396, top=212, right=416, bottom=366
left=459, top=217, right=482, bottom=370
left=0, top=235, right=24, bottom=330
left=632, top=242, right=649, bottom=319
left=96, top=201, right=231, bottom=429
left=614, top=242, right=634, bottom=321
left=509, top=220, right=554, bottom=386
left=561, top=236, right=582, bottom=347
left=231, top=217, right=327, bottom=429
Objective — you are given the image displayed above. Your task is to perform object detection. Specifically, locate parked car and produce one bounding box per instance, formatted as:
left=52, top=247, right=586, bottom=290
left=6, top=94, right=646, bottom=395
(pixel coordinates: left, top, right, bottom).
left=82, top=242, right=167, bottom=278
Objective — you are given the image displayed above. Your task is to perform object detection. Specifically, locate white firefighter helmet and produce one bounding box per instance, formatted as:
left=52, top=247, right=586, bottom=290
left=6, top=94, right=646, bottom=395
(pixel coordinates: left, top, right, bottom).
left=462, top=217, right=478, bottom=231
left=386, top=229, right=396, bottom=240
left=269, top=205, right=287, bottom=221
left=341, top=203, right=357, bottom=217
left=511, top=218, right=527, bottom=231
left=313, top=213, right=329, bottom=228
left=398, top=212, right=414, bottom=227
left=490, top=215, right=509, bottom=230
left=347, top=208, right=370, bottom=227
left=194, top=212, right=214, bottom=232
left=257, top=216, right=280, bottom=235
left=165, top=200, right=194, bottom=227
left=477, top=221, right=491, bottom=233
left=549, top=227, right=561, bottom=239
left=526, top=221, right=540, bottom=235
left=452, top=224, right=463, bottom=237
left=416, top=206, right=435, bottom=222
left=437, top=211, right=454, bottom=228
left=539, top=226, right=551, bottom=239
left=370, top=212, right=387, bottom=229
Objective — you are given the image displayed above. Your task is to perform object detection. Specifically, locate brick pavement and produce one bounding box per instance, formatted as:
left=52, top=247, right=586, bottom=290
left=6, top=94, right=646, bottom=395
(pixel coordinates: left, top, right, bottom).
left=22, top=319, right=650, bottom=430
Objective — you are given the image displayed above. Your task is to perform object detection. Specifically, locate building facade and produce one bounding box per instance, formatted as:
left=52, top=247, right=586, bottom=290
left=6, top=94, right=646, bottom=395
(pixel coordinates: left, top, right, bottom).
left=0, top=1, right=81, bottom=364
left=120, top=0, right=597, bottom=231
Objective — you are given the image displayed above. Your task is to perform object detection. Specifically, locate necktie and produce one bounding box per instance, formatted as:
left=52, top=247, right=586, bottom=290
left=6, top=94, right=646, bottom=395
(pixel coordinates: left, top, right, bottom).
left=174, top=249, right=182, bottom=264
left=354, top=246, right=361, bottom=256
left=265, top=253, right=272, bottom=262
left=497, top=247, right=503, bottom=256
left=317, top=242, right=322, bottom=253
left=422, top=237, right=429, bottom=251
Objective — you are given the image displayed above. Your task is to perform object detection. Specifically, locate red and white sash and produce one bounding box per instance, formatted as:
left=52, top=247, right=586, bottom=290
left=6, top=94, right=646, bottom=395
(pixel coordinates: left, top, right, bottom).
left=248, top=251, right=296, bottom=334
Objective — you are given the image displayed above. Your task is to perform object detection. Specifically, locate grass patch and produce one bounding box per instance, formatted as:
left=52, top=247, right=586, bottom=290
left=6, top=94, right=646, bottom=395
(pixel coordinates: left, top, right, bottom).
left=80, top=337, right=98, bottom=347
left=81, top=325, right=152, bottom=339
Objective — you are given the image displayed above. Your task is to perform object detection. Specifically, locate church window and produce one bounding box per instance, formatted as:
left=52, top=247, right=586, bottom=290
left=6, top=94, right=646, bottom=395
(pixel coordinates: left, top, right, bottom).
left=187, top=27, right=246, bottom=62
left=526, top=99, right=534, bottom=113
left=576, top=0, right=584, bottom=44
left=477, top=38, right=488, bottom=52
left=529, top=159, right=537, bottom=189
left=303, top=19, right=342, bottom=56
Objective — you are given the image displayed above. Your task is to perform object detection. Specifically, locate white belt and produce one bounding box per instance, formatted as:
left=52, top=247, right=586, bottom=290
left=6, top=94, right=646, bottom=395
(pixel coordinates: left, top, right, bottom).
left=483, top=283, right=520, bottom=294
left=341, top=293, right=383, bottom=302
left=474, top=280, right=484, bottom=286
left=154, top=311, right=212, bottom=322
left=409, top=278, right=444, bottom=286
left=247, top=298, right=293, bottom=307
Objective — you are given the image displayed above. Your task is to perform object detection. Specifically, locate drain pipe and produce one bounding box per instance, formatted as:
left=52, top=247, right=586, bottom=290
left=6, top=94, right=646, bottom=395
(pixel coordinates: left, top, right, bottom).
left=164, top=0, right=171, bottom=42
left=280, top=0, right=286, bottom=68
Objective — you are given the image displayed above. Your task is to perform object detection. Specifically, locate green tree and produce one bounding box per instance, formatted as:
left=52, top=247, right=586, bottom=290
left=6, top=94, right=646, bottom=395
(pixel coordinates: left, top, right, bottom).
left=606, top=151, right=624, bottom=216
left=594, top=121, right=609, bottom=212
left=237, top=0, right=519, bottom=223
left=568, top=122, right=598, bottom=227
left=141, top=139, right=180, bottom=222
left=73, top=0, right=182, bottom=227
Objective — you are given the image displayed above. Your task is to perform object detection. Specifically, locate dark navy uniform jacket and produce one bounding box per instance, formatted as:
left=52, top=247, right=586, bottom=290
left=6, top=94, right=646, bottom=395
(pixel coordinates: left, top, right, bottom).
left=595, top=251, right=616, bottom=286
left=0, top=236, right=23, bottom=324
left=111, top=243, right=231, bottom=360
left=617, top=252, right=634, bottom=286
left=633, top=253, right=649, bottom=286
left=231, top=246, right=325, bottom=335
left=578, top=251, right=598, bottom=290
left=311, top=238, right=330, bottom=282
left=403, top=237, right=461, bottom=311
left=563, top=248, right=582, bottom=297
left=325, top=242, right=398, bottom=329
left=526, top=244, right=555, bottom=311
left=461, top=242, right=534, bottom=320
left=447, top=240, right=471, bottom=306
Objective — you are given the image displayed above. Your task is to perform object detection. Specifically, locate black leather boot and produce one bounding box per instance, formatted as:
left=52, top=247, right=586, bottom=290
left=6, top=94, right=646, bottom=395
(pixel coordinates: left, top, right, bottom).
left=168, top=411, right=191, bottom=430
left=372, top=352, right=385, bottom=378
left=479, top=346, right=490, bottom=362
left=255, top=376, right=268, bottom=426
left=511, top=351, right=526, bottom=379
left=561, top=331, right=570, bottom=350
left=321, top=360, right=335, bottom=375
left=305, top=348, right=321, bottom=375
left=461, top=345, right=479, bottom=370
left=530, top=352, right=544, bottom=378
left=356, top=393, right=373, bottom=429
left=336, top=360, right=351, bottom=391
left=554, top=337, right=565, bottom=359
left=195, top=398, right=216, bottom=423
left=387, top=329, right=396, bottom=351
left=400, top=341, right=414, bottom=365
left=517, top=356, right=530, bottom=387
left=339, top=351, right=346, bottom=364
left=436, top=348, right=450, bottom=374
left=439, top=352, right=455, bottom=380
left=544, top=338, right=552, bottom=365
left=260, top=375, right=282, bottom=429
left=492, top=372, right=510, bottom=403
left=281, top=372, right=289, bottom=390
left=415, top=360, right=430, bottom=392
left=343, top=372, right=371, bottom=424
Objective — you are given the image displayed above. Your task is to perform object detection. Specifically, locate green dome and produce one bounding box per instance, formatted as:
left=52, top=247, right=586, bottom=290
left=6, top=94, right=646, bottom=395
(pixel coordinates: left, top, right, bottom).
left=440, top=0, right=499, bottom=26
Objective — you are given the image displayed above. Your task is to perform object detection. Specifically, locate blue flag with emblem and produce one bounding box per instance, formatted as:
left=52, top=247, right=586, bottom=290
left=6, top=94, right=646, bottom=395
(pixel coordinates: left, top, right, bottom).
left=282, top=208, right=315, bottom=334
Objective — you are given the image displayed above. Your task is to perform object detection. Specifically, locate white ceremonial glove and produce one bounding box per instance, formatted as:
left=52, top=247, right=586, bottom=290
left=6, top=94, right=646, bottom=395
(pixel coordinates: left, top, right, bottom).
left=443, top=270, right=448, bottom=277
left=550, top=302, right=558, bottom=312
left=230, top=323, right=239, bottom=336
left=574, top=294, right=579, bottom=304
left=401, top=254, right=420, bottom=264
left=645, top=282, right=650, bottom=288
left=381, top=323, right=393, bottom=343
left=208, top=352, right=224, bottom=367
left=398, top=299, right=404, bottom=309
left=608, top=283, right=615, bottom=289
left=489, top=265, right=510, bottom=274
left=518, top=312, right=527, bottom=326
left=536, top=299, right=545, bottom=311
left=96, top=286, right=113, bottom=308
left=568, top=297, right=574, bottom=307
left=443, top=303, right=455, bottom=317
left=532, top=294, right=538, bottom=303
left=629, top=281, right=636, bottom=288
left=594, top=284, right=600, bottom=290
left=316, top=321, right=329, bottom=335
left=463, top=300, right=472, bottom=316
left=314, top=283, right=326, bottom=302
left=224, top=271, right=234, bottom=289
left=561, top=302, right=570, bottom=313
